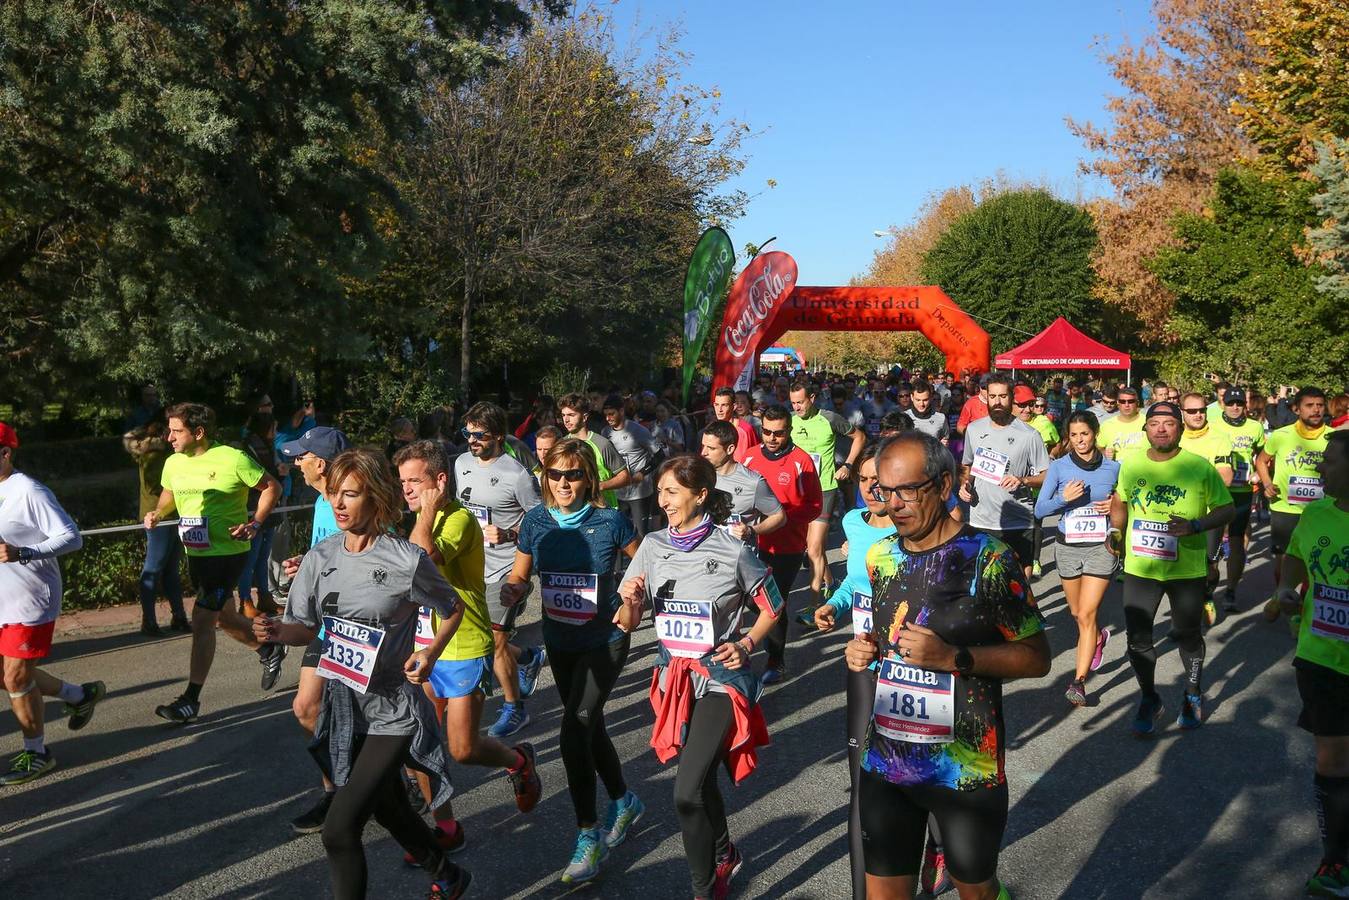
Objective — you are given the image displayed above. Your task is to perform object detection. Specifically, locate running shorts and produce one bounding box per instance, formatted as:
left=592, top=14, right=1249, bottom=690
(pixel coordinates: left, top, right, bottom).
left=188, top=552, right=249, bottom=612
left=815, top=488, right=840, bottom=523
left=1053, top=539, right=1117, bottom=580
left=0, top=621, right=55, bottom=659
left=1270, top=510, right=1300, bottom=556
left=429, top=656, right=493, bottom=699
left=1296, top=660, right=1349, bottom=737
left=859, top=769, right=1008, bottom=884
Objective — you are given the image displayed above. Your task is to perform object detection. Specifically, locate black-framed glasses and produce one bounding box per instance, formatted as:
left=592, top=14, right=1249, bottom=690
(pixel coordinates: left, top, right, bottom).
left=871, top=475, right=939, bottom=503
left=1118, top=399, right=1139, bottom=405
left=461, top=428, right=493, bottom=441
left=546, top=468, right=585, bottom=483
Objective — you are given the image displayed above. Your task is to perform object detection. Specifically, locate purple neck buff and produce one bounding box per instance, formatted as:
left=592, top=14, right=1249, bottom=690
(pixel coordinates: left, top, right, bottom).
left=669, top=514, right=714, bottom=552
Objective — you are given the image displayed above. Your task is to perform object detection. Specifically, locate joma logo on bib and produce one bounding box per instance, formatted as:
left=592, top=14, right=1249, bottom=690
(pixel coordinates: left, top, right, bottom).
left=662, top=600, right=703, bottom=615
left=881, top=659, right=942, bottom=685
left=329, top=620, right=374, bottom=642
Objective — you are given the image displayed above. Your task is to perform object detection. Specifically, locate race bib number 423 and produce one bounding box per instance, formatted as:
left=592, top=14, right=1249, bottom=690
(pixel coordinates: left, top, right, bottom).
left=872, top=655, right=955, bottom=744
left=655, top=598, right=714, bottom=659
left=971, top=447, right=1010, bottom=485
left=541, top=572, right=599, bottom=625
left=317, top=616, right=386, bottom=694
left=1311, top=583, right=1349, bottom=643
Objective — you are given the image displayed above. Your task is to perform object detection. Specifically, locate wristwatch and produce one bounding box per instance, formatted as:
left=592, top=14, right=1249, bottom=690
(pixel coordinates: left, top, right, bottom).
left=17, top=547, right=33, bottom=565
left=954, top=645, right=974, bottom=677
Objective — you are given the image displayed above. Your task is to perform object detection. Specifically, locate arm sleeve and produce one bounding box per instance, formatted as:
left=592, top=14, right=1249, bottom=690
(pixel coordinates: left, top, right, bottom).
left=736, top=544, right=782, bottom=617
left=753, top=475, right=783, bottom=517
left=823, top=409, right=854, bottom=437
left=1028, top=432, right=1050, bottom=475
left=827, top=571, right=854, bottom=617
left=1033, top=462, right=1063, bottom=519
left=1287, top=516, right=1309, bottom=562
left=627, top=537, right=655, bottom=611
left=411, top=549, right=460, bottom=618
left=25, top=486, right=83, bottom=559
left=961, top=432, right=975, bottom=466
left=614, top=509, right=638, bottom=549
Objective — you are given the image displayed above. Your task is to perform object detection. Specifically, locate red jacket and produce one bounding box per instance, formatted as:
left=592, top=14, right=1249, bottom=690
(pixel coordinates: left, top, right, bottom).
left=649, top=657, right=770, bottom=784
left=742, top=444, right=823, bottom=556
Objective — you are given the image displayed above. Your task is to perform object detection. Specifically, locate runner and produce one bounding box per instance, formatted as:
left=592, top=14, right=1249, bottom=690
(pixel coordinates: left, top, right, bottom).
left=396, top=439, right=541, bottom=862
left=742, top=404, right=824, bottom=686
left=0, top=422, right=105, bottom=786
left=733, top=391, right=762, bottom=444
left=1210, top=388, right=1265, bottom=611
left=501, top=438, right=645, bottom=883
left=558, top=392, right=631, bottom=509
left=531, top=425, right=564, bottom=481
left=908, top=380, right=949, bottom=445
left=1096, top=386, right=1145, bottom=459
left=1273, top=431, right=1349, bottom=898
left=958, top=375, right=1049, bottom=579
left=148, top=403, right=283, bottom=723
left=1016, top=385, right=1057, bottom=578
left=810, top=444, right=931, bottom=900
left=1043, top=377, right=1070, bottom=424
left=601, top=394, right=658, bottom=539
left=1255, top=387, right=1331, bottom=618
left=789, top=379, right=864, bottom=615
left=1109, top=401, right=1235, bottom=734
left=252, top=449, right=472, bottom=900
left=700, top=421, right=787, bottom=546
left=847, top=432, right=1050, bottom=900
left=1178, top=392, right=1235, bottom=625
left=278, top=425, right=351, bottom=832
left=1034, top=411, right=1120, bottom=706
left=123, top=419, right=189, bottom=635
left=618, top=455, right=784, bottom=900
left=454, top=402, right=546, bottom=739
left=954, top=375, right=990, bottom=440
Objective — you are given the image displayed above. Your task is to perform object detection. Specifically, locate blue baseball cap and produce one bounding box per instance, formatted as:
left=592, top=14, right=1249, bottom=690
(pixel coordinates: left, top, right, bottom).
left=280, top=426, right=350, bottom=461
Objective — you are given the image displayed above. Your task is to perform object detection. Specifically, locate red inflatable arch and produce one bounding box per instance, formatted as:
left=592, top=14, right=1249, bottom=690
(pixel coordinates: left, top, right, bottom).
left=712, top=253, right=990, bottom=391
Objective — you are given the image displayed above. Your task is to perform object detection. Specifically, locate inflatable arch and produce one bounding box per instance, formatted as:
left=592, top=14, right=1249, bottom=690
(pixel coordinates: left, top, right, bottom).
left=712, top=251, right=991, bottom=390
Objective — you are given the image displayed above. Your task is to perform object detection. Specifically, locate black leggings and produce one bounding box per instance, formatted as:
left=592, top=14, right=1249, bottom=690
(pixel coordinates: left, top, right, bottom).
left=550, top=634, right=631, bottom=825
left=859, top=769, right=1007, bottom=885
left=674, top=692, right=735, bottom=897
left=322, top=734, right=460, bottom=899
left=761, top=552, right=804, bottom=666
left=846, top=667, right=939, bottom=900
left=1122, top=574, right=1207, bottom=696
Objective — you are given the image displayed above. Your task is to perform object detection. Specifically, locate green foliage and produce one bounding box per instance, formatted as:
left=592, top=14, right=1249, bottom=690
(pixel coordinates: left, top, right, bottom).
left=1309, top=139, right=1349, bottom=306
left=61, top=532, right=189, bottom=611
left=919, top=190, right=1099, bottom=354
left=1150, top=165, right=1348, bottom=389
left=0, top=1, right=546, bottom=409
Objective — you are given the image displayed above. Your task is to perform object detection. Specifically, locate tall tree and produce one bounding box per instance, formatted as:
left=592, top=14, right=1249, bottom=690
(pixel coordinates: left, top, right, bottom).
left=1308, top=139, right=1349, bottom=309
left=0, top=1, right=547, bottom=410
left=1150, top=165, right=1346, bottom=387
left=1234, top=0, right=1349, bottom=175
left=1068, top=0, right=1258, bottom=329
left=918, top=190, right=1100, bottom=355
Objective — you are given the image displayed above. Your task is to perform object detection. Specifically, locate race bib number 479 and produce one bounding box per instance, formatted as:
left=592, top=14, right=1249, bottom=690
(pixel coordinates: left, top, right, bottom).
left=317, top=616, right=386, bottom=694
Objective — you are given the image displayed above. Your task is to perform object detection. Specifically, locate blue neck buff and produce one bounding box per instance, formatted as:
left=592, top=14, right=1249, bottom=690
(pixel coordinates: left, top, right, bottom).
left=548, top=503, right=593, bottom=528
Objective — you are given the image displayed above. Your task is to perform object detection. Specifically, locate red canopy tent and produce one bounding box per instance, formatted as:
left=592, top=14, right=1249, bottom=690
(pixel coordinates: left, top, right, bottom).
left=994, top=316, right=1133, bottom=383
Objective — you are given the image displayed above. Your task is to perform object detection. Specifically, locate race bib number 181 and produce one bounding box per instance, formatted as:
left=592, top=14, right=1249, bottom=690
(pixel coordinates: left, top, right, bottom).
left=872, top=655, right=955, bottom=744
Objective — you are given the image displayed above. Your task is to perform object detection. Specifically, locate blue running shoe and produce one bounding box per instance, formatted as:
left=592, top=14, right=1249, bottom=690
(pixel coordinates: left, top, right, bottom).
left=1132, top=693, right=1165, bottom=737
left=759, top=666, right=785, bottom=688
left=488, top=702, right=530, bottom=738
left=1176, top=693, right=1203, bottom=730
left=518, top=646, right=546, bottom=698
left=561, top=826, right=608, bottom=883
left=603, top=791, right=645, bottom=848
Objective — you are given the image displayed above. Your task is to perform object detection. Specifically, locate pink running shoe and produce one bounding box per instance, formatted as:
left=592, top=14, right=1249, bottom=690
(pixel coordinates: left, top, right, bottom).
left=1090, top=627, right=1111, bottom=672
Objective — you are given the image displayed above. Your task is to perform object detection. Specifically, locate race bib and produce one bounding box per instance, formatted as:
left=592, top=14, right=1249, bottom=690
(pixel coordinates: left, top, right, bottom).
left=317, top=616, right=386, bottom=694
left=1063, top=507, right=1109, bottom=544
left=540, top=572, right=599, bottom=625
left=872, top=655, right=955, bottom=744
left=851, top=591, right=873, bottom=638
left=1287, top=476, right=1324, bottom=505
left=1310, top=583, right=1349, bottom=643
left=655, top=598, right=714, bottom=659
left=414, top=608, right=435, bottom=649
left=865, top=417, right=881, bottom=437
left=178, top=516, right=210, bottom=550
left=971, top=447, right=1010, bottom=485
left=808, top=452, right=822, bottom=473
left=1130, top=520, right=1178, bottom=561
left=1231, top=460, right=1250, bottom=486
left=464, top=503, right=492, bottom=526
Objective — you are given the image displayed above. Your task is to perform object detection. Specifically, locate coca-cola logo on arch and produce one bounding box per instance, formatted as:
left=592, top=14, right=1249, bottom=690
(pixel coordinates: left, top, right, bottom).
left=724, top=254, right=796, bottom=359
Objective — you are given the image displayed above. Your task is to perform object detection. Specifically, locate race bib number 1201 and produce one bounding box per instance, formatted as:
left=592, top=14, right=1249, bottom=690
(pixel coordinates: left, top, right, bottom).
left=1310, top=583, right=1349, bottom=643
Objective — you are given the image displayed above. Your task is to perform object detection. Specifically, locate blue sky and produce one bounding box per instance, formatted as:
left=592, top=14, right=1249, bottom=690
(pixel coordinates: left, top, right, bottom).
left=602, top=0, right=1155, bottom=285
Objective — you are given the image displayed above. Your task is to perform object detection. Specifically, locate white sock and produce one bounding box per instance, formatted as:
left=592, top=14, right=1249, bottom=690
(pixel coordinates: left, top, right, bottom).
left=22, top=735, right=44, bottom=754
left=57, top=681, right=84, bottom=704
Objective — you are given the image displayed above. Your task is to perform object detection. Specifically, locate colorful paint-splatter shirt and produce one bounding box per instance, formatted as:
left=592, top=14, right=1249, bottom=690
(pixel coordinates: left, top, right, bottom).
left=860, top=527, right=1044, bottom=791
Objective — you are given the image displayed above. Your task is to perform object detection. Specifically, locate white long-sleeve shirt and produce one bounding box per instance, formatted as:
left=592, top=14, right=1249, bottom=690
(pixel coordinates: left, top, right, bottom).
left=0, top=472, right=83, bottom=625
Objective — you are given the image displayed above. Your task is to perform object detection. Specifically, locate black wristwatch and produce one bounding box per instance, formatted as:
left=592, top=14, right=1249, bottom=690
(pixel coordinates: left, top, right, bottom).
left=954, top=646, right=974, bottom=677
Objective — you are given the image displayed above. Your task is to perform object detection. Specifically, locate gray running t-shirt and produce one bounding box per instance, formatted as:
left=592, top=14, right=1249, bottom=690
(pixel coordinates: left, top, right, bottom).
left=908, top=408, right=950, bottom=442
left=715, top=463, right=783, bottom=528
left=285, top=533, right=458, bottom=735
left=454, top=451, right=542, bottom=582
left=603, top=420, right=656, bottom=501
left=960, top=417, right=1049, bottom=531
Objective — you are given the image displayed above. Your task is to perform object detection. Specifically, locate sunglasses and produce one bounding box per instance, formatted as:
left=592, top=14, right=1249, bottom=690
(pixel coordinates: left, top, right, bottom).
left=762, top=427, right=790, bottom=438
left=1118, top=399, right=1139, bottom=405
left=461, top=428, right=493, bottom=441
left=546, top=468, right=586, bottom=483
left=1182, top=407, right=1207, bottom=414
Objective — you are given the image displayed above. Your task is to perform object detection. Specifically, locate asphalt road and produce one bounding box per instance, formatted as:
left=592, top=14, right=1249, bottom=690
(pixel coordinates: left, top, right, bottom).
left=0, top=520, right=1319, bottom=899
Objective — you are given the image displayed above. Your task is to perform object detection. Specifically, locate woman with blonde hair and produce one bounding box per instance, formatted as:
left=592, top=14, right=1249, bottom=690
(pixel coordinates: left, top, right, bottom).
left=253, top=448, right=471, bottom=899
left=500, top=438, right=646, bottom=884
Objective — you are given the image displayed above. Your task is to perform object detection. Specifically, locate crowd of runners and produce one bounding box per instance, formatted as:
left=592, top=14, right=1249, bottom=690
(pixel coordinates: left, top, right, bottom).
left=1, top=365, right=1347, bottom=899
